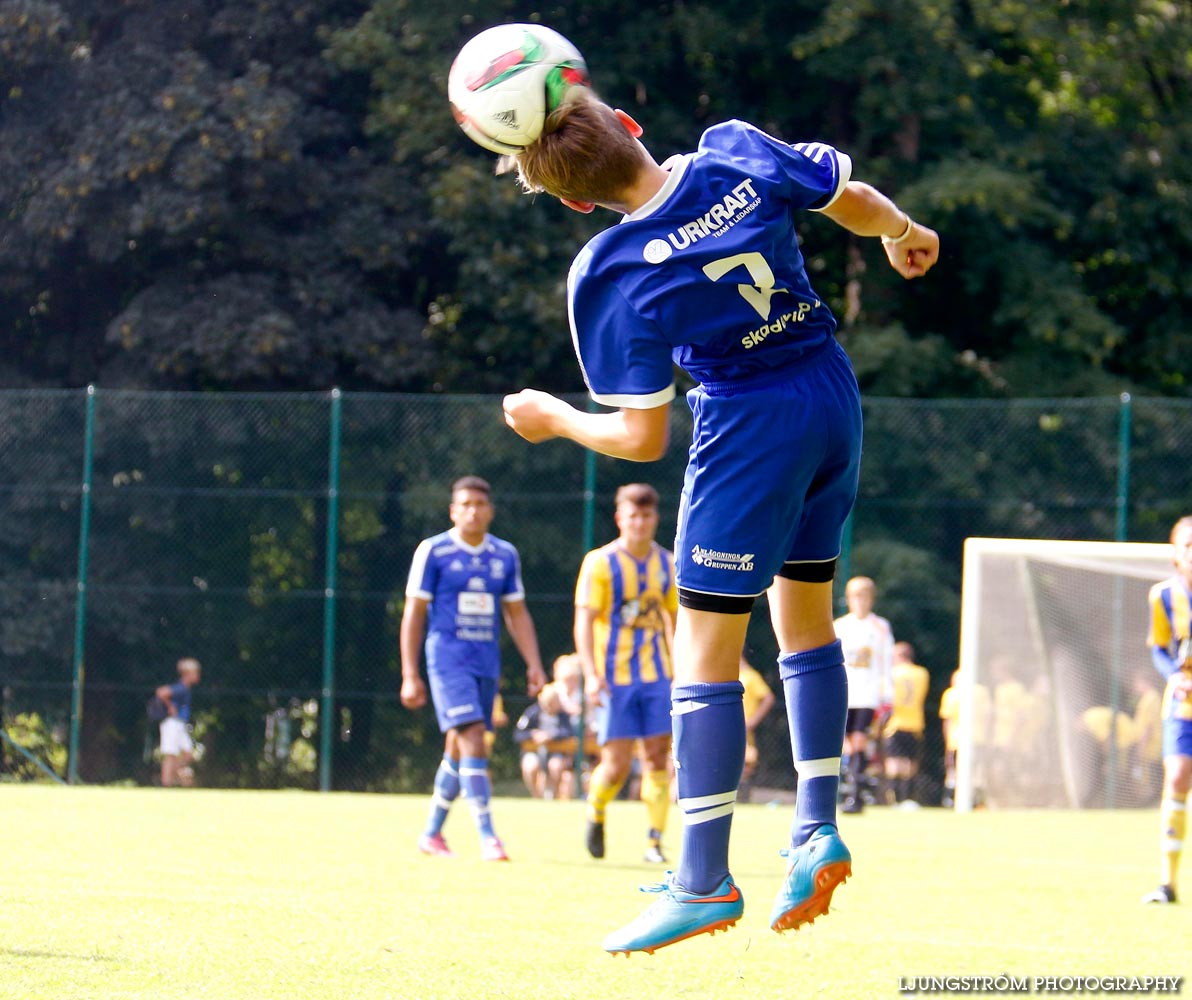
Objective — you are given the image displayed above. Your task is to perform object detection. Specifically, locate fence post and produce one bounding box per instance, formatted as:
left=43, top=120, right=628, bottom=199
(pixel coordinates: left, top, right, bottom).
left=68, top=385, right=97, bottom=785
left=1115, top=392, right=1132, bottom=543
left=1106, top=392, right=1133, bottom=808
left=319, top=389, right=343, bottom=793
left=581, top=449, right=596, bottom=555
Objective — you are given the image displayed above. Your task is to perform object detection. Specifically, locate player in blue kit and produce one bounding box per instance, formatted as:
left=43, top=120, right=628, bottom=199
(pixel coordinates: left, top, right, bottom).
left=501, top=91, right=938, bottom=953
left=400, top=476, right=547, bottom=861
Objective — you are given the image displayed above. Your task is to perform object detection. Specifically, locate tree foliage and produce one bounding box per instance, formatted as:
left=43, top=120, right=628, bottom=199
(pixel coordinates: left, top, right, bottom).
left=2, top=1, right=1191, bottom=787
left=0, top=0, right=1189, bottom=396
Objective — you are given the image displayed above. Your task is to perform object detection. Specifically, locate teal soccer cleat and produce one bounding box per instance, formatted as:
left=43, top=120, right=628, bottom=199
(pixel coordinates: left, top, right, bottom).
left=769, top=824, right=852, bottom=933
left=603, top=873, right=744, bottom=956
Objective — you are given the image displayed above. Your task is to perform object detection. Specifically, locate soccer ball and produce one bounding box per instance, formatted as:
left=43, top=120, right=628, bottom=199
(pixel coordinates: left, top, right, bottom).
left=448, top=23, right=589, bottom=155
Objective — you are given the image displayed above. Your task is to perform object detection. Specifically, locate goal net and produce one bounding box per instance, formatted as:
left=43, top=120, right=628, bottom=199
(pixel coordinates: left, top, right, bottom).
left=955, top=538, right=1172, bottom=811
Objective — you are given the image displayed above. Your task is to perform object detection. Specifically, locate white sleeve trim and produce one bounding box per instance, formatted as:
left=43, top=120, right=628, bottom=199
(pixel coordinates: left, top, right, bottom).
left=567, top=255, right=595, bottom=393
left=811, top=150, right=852, bottom=212
left=589, top=383, right=677, bottom=410
left=404, top=539, right=434, bottom=598
left=500, top=592, right=526, bottom=604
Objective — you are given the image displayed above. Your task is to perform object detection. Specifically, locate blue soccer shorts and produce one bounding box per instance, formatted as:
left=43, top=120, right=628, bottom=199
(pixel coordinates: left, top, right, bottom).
left=598, top=680, right=673, bottom=745
left=428, top=669, right=497, bottom=734
left=1163, top=716, right=1192, bottom=759
left=675, top=341, right=863, bottom=600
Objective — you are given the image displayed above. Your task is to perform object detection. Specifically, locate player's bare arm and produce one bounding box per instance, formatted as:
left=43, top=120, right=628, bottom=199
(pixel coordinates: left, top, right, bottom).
left=399, top=596, right=429, bottom=709
left=574, top=604, right=608, bottom=701
left=661, top=607, right=676, bottom=674
left=502, top=600, right=547, bottom=696
left=502, top=390, right=670, bottom=462
left=820, top=181, right=939, bottom=279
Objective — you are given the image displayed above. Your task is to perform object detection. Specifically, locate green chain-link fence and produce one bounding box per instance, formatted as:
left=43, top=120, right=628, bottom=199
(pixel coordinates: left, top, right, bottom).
left=1, top=389, right=1189, bottom=802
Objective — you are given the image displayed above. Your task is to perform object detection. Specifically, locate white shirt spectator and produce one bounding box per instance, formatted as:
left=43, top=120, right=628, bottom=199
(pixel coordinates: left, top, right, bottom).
left=834, top=611, right=894, bottom=709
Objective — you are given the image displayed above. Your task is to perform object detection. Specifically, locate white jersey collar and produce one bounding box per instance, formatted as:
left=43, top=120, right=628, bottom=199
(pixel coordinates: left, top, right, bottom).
left=621, top=154, right=691, bottom=223
left=449, top=528, right=490, bottom=554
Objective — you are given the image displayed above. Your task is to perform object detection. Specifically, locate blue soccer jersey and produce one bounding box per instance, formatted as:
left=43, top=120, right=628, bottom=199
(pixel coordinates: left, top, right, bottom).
left=567, top=120, right=851, bottom=407
left=406, top=529, right=526, bottom=679
left=566, top=120, right=861, bottom=599
left=168, top=682, right=192, bottom=722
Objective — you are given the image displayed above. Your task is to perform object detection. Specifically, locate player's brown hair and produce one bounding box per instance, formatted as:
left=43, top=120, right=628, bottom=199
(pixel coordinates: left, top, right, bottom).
left=614, top=482, right=659, bottom=509
left=451, top=475, right=492, bottom=498
left=510, top=90, right=648, bottom=204
left=1170, top=515, right=1192, bottom=544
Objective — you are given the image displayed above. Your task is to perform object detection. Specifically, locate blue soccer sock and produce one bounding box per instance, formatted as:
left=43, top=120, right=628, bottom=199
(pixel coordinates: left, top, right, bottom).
left=460, top=756, right=497, bottom=839
left=780, top=639, right=848, bottom=846
left=673, top=680, right=746, bottom=895
left=423, top=754, right=461, bottom=837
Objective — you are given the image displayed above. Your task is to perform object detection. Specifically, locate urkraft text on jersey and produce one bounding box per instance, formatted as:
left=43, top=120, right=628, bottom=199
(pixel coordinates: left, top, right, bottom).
left=742, top=299, right=821, bottom=349
left=666, top=179, right=759, bottom=250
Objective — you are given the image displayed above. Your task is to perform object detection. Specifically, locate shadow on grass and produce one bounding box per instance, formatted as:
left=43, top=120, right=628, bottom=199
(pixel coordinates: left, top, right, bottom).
left=0, top=948, right=115, bottom=962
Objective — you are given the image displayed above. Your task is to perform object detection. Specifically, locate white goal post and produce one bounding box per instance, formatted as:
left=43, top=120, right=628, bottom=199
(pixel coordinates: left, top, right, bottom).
left=955, top=537, right=1172, bottom=812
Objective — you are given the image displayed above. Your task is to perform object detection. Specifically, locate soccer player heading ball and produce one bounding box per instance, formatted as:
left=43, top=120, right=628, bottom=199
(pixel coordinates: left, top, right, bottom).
left=499, top=69, right=939, bottom=954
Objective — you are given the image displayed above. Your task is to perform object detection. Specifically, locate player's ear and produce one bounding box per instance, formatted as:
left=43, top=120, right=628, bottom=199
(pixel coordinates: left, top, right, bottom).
left=613, top=109, right=643, bottom=138
left=560, top=197, right=596, bottom=214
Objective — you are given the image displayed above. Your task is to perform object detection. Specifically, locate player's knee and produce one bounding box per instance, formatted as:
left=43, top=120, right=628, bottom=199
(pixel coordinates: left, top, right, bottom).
left=455, top=721, right=487, bottom=756
left=602, top=757, right=632, bottom=785
left=1168, top=759, right=1192, bottom=794
left=641, top=738, right=670, bottom=771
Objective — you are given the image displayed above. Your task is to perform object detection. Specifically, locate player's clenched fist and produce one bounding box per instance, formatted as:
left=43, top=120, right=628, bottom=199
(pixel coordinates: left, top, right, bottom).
left=400, top=675, right=426, bottom=710
left=882, top=220, right=940, bottom=279
left=503, top=389, right=566, bottom=443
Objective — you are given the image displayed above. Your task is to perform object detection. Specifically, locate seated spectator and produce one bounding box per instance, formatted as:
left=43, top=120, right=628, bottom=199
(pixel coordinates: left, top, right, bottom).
left=1077, top=705, right=1137, bottom=807
left=1131, top=669, right=1164, bottom=804
left=552, top=653, right=584, bottom=719
left=551, top=652, right=604, bottom=788
left=514, top=683, right=578, bottom=799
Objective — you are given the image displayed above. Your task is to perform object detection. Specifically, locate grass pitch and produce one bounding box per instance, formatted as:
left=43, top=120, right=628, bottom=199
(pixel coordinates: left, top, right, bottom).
left=1, top=785, right=1185, bottom=1000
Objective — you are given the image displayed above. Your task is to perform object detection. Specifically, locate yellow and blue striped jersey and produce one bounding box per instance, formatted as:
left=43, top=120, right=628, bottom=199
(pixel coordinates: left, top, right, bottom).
left=575, top=542, right=678, bottom=687
left=1147, top=577, right=1192, bottom=722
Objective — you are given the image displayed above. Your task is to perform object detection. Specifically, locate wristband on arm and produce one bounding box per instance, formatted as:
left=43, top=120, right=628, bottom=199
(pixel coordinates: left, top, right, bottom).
left=881, top=214, right=914, bottom=246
